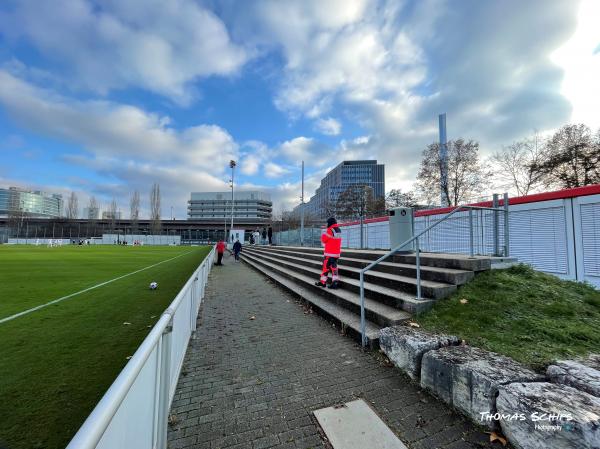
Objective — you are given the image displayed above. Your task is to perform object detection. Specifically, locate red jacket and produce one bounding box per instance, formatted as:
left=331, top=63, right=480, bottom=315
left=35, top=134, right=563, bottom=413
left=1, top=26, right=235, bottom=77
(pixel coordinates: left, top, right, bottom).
left=321, top=225, right=342, bottom=258
left=216, top=241, right=226, bottom=253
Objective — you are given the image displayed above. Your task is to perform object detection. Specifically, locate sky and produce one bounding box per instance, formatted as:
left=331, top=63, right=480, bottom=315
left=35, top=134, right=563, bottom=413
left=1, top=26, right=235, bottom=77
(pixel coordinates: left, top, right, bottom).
left=0, top=0, right=599, bottom=219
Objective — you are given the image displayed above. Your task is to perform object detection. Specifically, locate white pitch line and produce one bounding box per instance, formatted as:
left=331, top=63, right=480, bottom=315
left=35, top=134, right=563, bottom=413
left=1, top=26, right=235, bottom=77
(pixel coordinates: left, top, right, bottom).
left=0, top=250, right=194, bottom=325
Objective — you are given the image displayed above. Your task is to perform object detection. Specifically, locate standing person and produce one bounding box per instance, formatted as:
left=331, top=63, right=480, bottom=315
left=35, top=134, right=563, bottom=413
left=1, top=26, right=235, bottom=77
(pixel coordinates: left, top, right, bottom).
left=261, top=227, right=267, bottom=245
left=267, top=226, right=273, bottom=245
left=315, top=217, right=342, bottom=289
left=253, top=229, right=260, bottom=245
left=233, top=239, right=242, bottom=261
left=215, top=240, right=226, bottom=265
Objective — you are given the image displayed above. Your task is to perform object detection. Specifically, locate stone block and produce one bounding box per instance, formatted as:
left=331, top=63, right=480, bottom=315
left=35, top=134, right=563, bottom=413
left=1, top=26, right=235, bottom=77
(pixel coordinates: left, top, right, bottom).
left=379, top=325, right=459, bottom=380
left=497, top=382, right=600, bottom=449
left=547, top=354, right=600, bottom=398
left=420, top=345, right=542, bottom=428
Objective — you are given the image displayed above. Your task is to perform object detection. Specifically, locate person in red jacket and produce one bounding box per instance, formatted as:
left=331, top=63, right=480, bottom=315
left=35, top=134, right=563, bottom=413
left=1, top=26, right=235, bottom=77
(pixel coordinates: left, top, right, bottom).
left=215, top=240, right=226, bottom=265
left=315, top=217, right=342, bottom=289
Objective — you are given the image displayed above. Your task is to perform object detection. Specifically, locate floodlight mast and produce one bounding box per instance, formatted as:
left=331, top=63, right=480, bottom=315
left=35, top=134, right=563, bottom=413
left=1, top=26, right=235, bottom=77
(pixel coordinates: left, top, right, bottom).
left=230, top=160, right=236, bottom=241
left=300, top=160, right=304, bottom=246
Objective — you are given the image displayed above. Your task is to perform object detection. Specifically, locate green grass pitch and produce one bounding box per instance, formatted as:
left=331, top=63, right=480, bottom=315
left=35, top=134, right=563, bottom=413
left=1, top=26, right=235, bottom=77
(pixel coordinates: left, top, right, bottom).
left=0, top=244, right=211, bottom=449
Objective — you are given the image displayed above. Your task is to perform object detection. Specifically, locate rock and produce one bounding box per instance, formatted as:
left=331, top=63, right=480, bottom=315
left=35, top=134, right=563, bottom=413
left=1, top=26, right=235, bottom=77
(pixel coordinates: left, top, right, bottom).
left=379, top=325, right=459, bottom=380
left=497, top=382, right=600, bottom=449
left=547, top=356, right=600, bottom=398
left=420, top=345, right=543, bottom=428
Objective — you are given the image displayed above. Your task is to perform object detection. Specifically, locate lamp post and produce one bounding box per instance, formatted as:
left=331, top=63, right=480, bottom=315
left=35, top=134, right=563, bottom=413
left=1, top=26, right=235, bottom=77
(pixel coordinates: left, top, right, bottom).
left=230, top=160, right=236, bottom=242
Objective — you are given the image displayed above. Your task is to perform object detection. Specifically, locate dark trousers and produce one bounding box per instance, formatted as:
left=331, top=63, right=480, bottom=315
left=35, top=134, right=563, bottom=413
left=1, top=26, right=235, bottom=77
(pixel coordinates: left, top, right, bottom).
left=217, top=252, right=224, bottom=265
left=234, top=251, right=240, bottom=261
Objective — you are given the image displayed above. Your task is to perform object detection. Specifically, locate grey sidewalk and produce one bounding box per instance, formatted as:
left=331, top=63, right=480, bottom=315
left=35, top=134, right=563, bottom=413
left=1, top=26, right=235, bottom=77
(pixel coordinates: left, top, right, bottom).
left=167, top=259, right=498, bottom=449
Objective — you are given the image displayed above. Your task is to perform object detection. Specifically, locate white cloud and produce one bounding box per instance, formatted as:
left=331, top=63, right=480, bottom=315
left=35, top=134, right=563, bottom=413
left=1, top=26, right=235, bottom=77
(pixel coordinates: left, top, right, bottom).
left=314, top=117, right=342, bottom=136
left=264, top=162, right=291, bottom=178
left=0, top=0, right=247, bottom=102
left=0, top=70, right=237, bottom=217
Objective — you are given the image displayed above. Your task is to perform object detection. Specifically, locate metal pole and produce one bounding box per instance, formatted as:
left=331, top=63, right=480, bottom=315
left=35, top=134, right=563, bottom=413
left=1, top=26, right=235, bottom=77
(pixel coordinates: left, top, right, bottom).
left=439, top=113, right=448, bottom=207
left=493, top=193, right=499, bottom=256
left=230, top=160, right=236, bottom=238
left=468, top=208, right=474, bottom=258
left=415, top=238, right=422, bottom=300
left=360, top=214, right=364, bottom=249
left=156, top=322, right=172, bottom=449
left=503, top=192, right=510, bottom=257
left=359, top=271, right=366, bottom=348
left=300, top=160, right=305, bottom=246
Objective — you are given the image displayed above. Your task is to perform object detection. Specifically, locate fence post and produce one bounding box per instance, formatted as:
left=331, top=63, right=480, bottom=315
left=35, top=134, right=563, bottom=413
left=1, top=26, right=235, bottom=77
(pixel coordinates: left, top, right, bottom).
left=468, top=208, right=474, bottom=258
left=157, top=320, right=173, bottom=449
left=493, top=193, right=500, bottom=256
left=360, top=215, right=364, bottom=249
left=503, top=192, right=510, bottom=257
left=415, top=238, right=422, bottom=300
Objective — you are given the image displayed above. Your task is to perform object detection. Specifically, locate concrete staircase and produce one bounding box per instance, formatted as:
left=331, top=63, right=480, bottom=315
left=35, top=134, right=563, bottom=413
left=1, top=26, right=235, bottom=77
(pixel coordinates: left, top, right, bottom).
left=241, top=245, right=492, bottom=346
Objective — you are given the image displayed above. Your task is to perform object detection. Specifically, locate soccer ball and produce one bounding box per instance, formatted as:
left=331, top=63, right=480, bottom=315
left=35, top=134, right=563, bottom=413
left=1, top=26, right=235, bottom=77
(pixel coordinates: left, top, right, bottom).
left=149, top=282, right=158, bottom=290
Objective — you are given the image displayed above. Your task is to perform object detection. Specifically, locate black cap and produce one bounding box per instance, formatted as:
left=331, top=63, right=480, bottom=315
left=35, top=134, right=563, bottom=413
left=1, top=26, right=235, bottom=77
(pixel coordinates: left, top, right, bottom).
left=327, top=217, right=337, bottom=227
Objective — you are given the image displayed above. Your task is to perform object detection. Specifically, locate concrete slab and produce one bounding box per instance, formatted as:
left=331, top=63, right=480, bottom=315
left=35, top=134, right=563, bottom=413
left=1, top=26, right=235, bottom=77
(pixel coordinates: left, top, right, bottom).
left=313, top=399, right=408, bottom=449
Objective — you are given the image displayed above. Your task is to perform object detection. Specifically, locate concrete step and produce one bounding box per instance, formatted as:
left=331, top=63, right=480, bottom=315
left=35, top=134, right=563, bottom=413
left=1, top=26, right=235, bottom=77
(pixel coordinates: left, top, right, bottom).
left=241, top=255, right=383, bottom=346
left=245, top=247, right=457, bottom=300
left=247, top=246, right=474, bottom=286
left=259, top=245, right=492, bottom=272
left=242, top=250, right=436, bottom=314
left=241, top=252, right=412, bottom=328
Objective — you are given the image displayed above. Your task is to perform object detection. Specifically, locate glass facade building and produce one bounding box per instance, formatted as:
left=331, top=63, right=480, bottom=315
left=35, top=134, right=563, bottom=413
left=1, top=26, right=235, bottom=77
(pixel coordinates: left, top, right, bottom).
left=297, top=160, right=385, bottom=219
left=187, top=191, right=272, bottom=222
left=0, top=187, right=63, bottom=218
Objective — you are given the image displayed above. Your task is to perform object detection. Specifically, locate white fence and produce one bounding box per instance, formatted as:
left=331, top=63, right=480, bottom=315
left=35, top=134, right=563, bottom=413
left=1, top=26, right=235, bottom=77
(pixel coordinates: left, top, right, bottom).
left=333, top=190, right=600, bottom=287
left=66, top=246, right=215, bottom=449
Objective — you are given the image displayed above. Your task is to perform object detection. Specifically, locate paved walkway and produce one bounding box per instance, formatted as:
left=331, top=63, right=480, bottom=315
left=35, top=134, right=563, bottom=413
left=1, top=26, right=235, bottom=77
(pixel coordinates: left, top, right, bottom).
left=168, top=260, right=497, bottom=449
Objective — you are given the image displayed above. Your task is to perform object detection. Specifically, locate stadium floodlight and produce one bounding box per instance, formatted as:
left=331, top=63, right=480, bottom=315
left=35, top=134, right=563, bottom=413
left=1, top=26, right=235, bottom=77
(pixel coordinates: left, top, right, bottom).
left=229, top=160, right=236, bottom=239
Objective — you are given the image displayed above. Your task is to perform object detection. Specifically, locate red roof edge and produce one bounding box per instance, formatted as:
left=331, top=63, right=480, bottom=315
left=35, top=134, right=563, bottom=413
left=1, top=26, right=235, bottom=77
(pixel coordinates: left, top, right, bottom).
left=336, top=184, right=600, bottom=224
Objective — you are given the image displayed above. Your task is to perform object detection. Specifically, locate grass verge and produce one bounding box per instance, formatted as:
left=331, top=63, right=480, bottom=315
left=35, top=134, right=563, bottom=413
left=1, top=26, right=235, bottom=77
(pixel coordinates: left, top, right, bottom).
left=416, top=264, right=600, bottom=372
left=0, top=245, right=211, bottom=449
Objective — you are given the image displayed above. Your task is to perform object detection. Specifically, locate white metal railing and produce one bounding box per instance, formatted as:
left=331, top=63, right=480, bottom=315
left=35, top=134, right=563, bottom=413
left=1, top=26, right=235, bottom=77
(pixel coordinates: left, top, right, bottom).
left=66, top=246, right=215, bottom=449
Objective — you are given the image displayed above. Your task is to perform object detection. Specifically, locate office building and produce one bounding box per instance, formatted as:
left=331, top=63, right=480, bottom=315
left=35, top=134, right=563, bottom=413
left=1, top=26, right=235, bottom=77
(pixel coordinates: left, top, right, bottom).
left=0, top=187, right=63, bottom=218
left=297, top=160, right=385, bottom=218
left=188, top=191, right=272, bottom=222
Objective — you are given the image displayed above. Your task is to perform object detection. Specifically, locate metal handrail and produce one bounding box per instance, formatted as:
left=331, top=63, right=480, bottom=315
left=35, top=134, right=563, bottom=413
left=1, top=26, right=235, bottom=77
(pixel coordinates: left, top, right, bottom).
left=359, top=202, right=508, bottom=347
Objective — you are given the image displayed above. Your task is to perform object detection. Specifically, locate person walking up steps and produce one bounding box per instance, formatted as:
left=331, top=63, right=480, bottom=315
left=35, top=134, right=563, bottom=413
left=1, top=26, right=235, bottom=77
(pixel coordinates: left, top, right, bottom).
left=233, top=239, right=242, bottom=261
left=315, top=217, right=342, bottom=289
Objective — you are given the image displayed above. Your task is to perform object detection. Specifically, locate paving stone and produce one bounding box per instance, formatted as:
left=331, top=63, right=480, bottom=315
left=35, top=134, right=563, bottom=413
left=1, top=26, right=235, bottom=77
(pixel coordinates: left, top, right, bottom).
left=497, top=382, right=600, bottom=449
left=420, top=345, right=543, bottom=429
left=380, top=325, right=460, bottom=380
left=547, top=354, right=600, bottom=398
left=167, top=261, right=496, bottom=449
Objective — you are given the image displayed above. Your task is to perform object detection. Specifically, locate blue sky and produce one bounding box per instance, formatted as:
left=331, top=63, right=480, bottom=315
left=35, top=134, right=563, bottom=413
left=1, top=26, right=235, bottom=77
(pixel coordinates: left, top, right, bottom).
left=0, top=0, right=599, bottom=218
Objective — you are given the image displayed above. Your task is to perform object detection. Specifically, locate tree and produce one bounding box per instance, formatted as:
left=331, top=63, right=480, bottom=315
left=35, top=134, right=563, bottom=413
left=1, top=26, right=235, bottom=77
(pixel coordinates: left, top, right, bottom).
left=130, top=190, right=140, bottom=232
left=385, top=189, right=419, bottom=209
left=531, top=124, right=600, bottom=189
left=150, top=183, right=161, bottom=234
left=66, top=192, right=79, bottom=219
left=492, top=133, right=545, bottom=196
left=108, top=198, right=118, bottom=232
left=87, top=196, right=99, bottom=220
left=416, top=139, right=491, bottom=206
left=335, top=185, right=384, bottom=220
